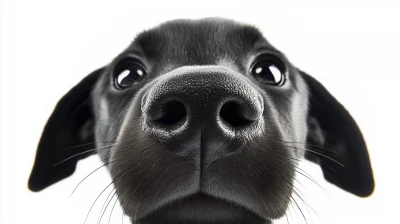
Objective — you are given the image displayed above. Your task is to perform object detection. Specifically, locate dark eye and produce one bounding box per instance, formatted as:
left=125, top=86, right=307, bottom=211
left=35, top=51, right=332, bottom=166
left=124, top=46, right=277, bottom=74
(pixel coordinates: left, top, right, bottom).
left=251, top=57, right=285, bottom=86
left=114, top=59, right=146, bottom=89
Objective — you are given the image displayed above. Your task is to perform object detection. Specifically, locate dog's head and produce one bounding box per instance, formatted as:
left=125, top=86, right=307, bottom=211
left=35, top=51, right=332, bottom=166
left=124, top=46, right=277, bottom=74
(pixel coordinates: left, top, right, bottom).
left=28, top=18, right=374, bottom=224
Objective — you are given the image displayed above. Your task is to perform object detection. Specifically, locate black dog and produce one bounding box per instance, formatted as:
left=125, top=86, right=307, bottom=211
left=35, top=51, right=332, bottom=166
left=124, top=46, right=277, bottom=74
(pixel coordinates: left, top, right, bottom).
left=28, top=18, right=374, bottom=224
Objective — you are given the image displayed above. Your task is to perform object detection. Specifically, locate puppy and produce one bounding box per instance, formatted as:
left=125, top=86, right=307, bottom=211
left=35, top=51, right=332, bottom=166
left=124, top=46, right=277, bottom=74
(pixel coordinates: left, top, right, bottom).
left=28, top=18, right=374, bottom=224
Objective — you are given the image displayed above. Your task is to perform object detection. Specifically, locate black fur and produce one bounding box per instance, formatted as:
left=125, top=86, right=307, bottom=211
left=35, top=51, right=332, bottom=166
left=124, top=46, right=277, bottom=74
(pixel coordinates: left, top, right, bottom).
left=28, top=18, right=374, bottom=224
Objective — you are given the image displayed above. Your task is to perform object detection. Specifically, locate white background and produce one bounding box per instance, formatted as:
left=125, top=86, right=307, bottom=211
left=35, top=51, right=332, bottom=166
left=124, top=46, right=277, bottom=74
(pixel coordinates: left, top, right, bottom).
left=1, top=0, right=400, bottom=223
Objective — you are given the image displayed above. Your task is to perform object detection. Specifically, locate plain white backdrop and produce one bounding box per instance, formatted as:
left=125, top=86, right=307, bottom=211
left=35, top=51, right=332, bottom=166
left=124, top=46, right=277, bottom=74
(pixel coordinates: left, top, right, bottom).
left=1, top=0, right=400, bottom=223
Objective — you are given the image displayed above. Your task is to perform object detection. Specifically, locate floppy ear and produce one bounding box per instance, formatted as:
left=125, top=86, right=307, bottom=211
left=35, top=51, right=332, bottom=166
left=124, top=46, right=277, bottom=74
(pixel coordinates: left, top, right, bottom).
left=299, top=70, right=374, bottom=197
left=28, top=67, right=105, bottom=192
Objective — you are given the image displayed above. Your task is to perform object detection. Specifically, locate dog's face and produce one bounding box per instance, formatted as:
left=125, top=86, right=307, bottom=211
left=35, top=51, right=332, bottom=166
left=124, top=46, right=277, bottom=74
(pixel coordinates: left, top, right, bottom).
left=28, top=19, right=374, bottom=224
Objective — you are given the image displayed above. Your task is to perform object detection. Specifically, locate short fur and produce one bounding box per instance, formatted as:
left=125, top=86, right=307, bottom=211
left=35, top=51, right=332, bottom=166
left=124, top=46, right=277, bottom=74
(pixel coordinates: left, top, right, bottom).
left=28, top=18, right=374, bottom=224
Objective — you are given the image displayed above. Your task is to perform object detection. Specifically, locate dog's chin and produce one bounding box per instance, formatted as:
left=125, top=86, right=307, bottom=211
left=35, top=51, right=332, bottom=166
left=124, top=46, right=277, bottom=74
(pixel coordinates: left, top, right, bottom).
left=132, top=193, right=270, bottom=224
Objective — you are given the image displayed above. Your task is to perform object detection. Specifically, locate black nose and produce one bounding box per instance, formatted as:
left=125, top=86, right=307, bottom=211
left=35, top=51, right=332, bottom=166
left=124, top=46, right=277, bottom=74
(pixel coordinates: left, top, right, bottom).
left=141, top=66, right=264, bottom=155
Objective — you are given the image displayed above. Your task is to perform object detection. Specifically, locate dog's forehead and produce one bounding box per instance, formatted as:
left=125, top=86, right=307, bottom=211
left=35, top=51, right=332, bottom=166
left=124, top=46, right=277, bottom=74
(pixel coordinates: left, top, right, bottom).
left=128, top=19, right=269, bottom=64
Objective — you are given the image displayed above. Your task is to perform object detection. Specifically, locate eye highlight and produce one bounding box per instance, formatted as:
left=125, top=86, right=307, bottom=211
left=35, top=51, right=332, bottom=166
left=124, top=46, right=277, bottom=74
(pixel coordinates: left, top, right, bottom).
left=114, top=58, right=146, bottom=89
left=251, top=56, right=286, bottom=86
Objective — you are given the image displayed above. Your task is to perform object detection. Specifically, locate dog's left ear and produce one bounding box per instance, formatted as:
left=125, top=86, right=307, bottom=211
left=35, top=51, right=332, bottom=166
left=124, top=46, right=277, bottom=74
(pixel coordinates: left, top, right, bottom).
left=299, top=70, right=374, bottom=197
left=28, top=67, right=105, bottom=192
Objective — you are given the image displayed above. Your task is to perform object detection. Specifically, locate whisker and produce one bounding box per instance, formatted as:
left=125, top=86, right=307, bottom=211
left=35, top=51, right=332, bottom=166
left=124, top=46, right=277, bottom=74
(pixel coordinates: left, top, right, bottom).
left=269, top=138, right=344, bottom=167
left=288, top=198, right=298, bottom=224
left=292, top=146, right=343, bottom=167
left=277, top=161, right=326, bottom=192
left=285, top=212, right=290, bottom=224
left=291, top=195, right=307, bottom=224
left=286, top=201, right=293, bottom=224
left=277, top=139, right=336, bottom=153
left=61, top=132, right=139, bottom=151
left=293, top=166, right=315, bottom=182
left=292, top=176, right=310, bottom=194
left=108, top=196, right=120, bottom=224
left=70, top=160, right=116, bottom=196
left=54, top=144, right=117, bottom=167
left=83, top=164, right=130, bottom=224
left=317, top=157, right=339, bottom=174
left=93, top=150, right=133, bottom=223
left=55, top=134, right=138, bottom=167
left=292, top=187, right=317, bottom=216
left=97, top=188, right=116, bottom=223
left=62, top=141, right=117, bottom=151
left=293, top=190, right=312, bottom=223
left=293, top=168, right=326, bottom=193
left=84, top=182, right=114, bottom=224
left=316, top=165, right=341, bottom=188
left=98, top=191, right=118, bottom=224
left=285, top=144, right=344, bottom=167
left=280, top=170, right=318, bottom=219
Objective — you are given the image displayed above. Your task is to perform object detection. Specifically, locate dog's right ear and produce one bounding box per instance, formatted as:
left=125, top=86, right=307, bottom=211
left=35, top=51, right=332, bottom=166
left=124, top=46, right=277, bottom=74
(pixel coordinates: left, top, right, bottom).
left=28, top=67, right=105, bottom=192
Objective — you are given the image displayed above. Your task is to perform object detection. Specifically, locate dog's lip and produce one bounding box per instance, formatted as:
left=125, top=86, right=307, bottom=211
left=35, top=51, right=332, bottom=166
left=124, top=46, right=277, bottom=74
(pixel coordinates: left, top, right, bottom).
left=133, top=192, right=269, bottom=223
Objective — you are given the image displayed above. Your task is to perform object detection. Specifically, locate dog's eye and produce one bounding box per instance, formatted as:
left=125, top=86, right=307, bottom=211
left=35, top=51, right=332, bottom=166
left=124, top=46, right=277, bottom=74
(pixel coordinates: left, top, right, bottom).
left=251, top=58, right=285, bottom=86
left=114, top=59, right=146, bottom=89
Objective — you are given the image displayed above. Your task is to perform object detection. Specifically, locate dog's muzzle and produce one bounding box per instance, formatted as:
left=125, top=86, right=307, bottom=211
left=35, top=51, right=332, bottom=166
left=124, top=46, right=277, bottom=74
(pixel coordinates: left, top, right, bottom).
left=113, top=66, right=291, bottom=223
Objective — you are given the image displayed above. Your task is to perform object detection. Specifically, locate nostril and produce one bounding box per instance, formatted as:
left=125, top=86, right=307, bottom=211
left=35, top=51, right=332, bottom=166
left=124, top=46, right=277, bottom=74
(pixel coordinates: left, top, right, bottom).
left=155, top=100, right=187, bottom=126
left=219, top=101, right=254, bottom=128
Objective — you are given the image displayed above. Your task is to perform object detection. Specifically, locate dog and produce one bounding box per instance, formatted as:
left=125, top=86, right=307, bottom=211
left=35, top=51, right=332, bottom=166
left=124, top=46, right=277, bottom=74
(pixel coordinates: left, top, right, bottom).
left=28, top=18, right=374, bottom=224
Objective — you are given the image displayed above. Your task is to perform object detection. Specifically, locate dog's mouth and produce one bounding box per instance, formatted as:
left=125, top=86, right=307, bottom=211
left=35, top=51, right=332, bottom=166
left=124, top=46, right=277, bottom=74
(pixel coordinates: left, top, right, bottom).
left=134, top=193, right=269, bottom=224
